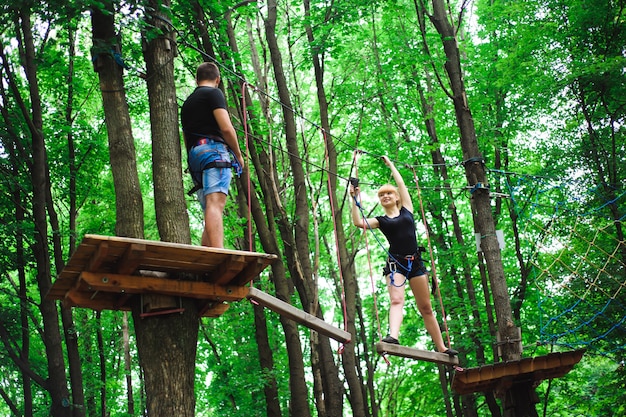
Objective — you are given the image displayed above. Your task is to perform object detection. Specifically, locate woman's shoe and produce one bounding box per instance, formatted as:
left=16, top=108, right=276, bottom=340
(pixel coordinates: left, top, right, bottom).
left=382, top=335, right=400, bottom=344
left=443, top=348, right=459, bottom=356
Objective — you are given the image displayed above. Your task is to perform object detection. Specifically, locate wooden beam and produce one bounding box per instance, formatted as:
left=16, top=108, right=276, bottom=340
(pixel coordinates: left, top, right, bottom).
left=212, top=255, right=247, bottom=285
left=64, top=289, right=133, bottom=311
left=117, top=243, right=146, bottom=275
left=199, top=302, right=230, bottom=318
left=247, top=287, right=351, bottom=344
left=79, top=271, right=249, bottom=301
left=376, top=342, right=460, bottom=366
left=87, top=241, right=109, bottom=272
left=232, top=258, right=269, bottom=286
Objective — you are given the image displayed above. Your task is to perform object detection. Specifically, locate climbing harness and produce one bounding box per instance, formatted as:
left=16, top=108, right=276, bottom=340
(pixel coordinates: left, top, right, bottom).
left=186, top=136, right=242, bottom=196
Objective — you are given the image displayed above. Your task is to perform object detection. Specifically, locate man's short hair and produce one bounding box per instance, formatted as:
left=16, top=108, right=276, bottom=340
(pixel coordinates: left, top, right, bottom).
left=196, top=62, right=220, bottom=82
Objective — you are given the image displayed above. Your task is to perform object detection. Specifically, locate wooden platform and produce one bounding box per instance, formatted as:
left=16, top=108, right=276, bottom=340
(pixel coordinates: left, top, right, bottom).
left=376, top=342, right=460, bottom=366
left=451, top=349, right=585, bottom=395
left=47, top=234, right=277, bottom=317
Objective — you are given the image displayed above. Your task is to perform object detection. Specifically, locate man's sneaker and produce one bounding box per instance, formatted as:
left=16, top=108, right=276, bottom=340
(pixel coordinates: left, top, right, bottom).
left=382, top=335, right=400, bottom=345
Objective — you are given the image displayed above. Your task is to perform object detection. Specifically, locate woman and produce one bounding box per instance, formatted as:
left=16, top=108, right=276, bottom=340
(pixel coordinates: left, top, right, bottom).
left=349, top=156, right=457, bottom=356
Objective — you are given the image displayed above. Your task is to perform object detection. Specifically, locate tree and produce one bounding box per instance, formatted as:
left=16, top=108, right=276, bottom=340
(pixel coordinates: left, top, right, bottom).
left=1, top=7, right=72, bottom=416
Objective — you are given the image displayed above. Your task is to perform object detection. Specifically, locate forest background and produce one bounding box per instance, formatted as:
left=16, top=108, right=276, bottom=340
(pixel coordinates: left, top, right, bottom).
left=0, top=0, right=624, bottom=416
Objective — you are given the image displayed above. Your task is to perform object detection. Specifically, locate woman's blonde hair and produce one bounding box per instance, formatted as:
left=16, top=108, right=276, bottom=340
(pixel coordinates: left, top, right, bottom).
left=377, top=184, right=401, bottom=208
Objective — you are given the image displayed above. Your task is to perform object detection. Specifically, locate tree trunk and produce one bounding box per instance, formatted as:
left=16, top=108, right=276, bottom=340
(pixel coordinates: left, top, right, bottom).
left=428, top=0, right=520, bottom=362
left=264, top=1, right=315, bottom=415
left=48, top=25, right=87, bottom=417
left=252, top=299, right=284, bottom=417
left=11, top=141, right=34, bottom=417
left=14, top=9, right=73, bottom=416
left=91, top=3, right=148, bottom=414
left=302, top=2, right=358, bottom=416
left=132, top=303, right=199, bottom=416
left=142, top=0, right=190, bottom=245
left=136, top=0, right=197, bottom=415
left=123, top=312, right=135, bottom=415
left=90, top=1, right=145, bottom=239
left=248, top=136, right=311, bottom=417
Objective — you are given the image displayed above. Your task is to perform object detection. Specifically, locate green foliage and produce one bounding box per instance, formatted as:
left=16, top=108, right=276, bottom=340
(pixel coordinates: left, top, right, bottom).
left=1, top=0, right=624, bottom=415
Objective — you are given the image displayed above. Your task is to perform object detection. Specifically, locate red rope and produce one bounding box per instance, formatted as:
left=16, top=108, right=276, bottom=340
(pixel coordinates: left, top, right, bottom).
left=241, top=82, right=253, bottom=253
left=409, top=166, right=452, bottom=348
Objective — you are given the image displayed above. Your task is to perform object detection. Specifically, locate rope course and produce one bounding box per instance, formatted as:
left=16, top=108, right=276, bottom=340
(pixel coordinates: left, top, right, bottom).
left=116, top=14, right=626, bottom=363
left=500, top=171, right=626, bottom=359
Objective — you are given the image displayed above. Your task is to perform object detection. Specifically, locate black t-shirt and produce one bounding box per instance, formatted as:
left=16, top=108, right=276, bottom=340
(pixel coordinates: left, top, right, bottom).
left=376, top=206, right=418, bottom=255
left=180, top=86, right=227, bottom=152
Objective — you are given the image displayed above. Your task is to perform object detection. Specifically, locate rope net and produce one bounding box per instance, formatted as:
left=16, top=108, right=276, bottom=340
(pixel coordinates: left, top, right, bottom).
left=500, top=172, right=626, bottom=359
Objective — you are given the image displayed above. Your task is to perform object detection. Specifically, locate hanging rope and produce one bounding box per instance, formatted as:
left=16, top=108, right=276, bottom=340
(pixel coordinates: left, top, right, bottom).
left=409, top=166, right=452, bottom=349
left=352, top=150, right=389, bottom=365
left=241, top=82, right=253, bottom=252
left=321, top=128, right=349, bottom=353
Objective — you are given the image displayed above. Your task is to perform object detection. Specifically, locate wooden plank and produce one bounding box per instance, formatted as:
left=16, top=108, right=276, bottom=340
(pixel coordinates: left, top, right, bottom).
left=73, top=235, right=278, bottom=282
left=451, top=349, right=585, bottom=395
left=375, top=342, right=460, bottom=366
left=79, top=271, right=249, bottom=301
left=247, top=287, right=351, bottom=344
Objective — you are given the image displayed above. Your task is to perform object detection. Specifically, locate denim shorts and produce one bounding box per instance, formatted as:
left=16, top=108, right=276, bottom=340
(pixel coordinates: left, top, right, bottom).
left=188, top=140, right=232, bottom=211
left=195, top=168, right=232, bottom=211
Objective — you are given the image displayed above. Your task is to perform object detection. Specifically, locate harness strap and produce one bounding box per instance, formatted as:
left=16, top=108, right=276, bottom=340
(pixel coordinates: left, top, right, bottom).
left=186, top=161, right=233, bottom=196
left=388, top=254, right=417, bottom=287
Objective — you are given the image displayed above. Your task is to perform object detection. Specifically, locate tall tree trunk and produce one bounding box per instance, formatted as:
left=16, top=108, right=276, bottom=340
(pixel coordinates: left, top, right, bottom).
left=264, top=1, right=315, bottom=415
left=121, top=312, right=135, bottom=415
left=11, top=136, right=34, bottom=417
left=17, top=8, right=72, bottom=416
left=96, top=312, right=107, bottom=417
left=53, top=24, right=87, bottom=417
left=142, top=0, right=190, bottom=244
left=416, top=70, right=484, bottom=416
left=91, top=3, right=146, bottom=415
left=427, top=0, right=520, bottom=362
left=91, top=1, right=145, bottom=239
left=302, top=2, right=357, bottom=416
left=136, top=0, right=197, bottom=415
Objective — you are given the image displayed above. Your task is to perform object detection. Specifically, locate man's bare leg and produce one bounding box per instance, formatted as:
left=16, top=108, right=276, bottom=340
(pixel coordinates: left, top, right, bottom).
left=202, top=192, right=227, bottom=248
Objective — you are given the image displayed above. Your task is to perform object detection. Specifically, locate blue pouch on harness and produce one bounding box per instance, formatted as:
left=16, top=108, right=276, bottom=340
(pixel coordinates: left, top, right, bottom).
left=229, top=149, right=242, bottom=177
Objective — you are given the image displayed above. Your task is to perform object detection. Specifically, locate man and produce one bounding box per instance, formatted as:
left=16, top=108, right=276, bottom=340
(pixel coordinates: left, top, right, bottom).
left=181, top=62, right=244, bottom=248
